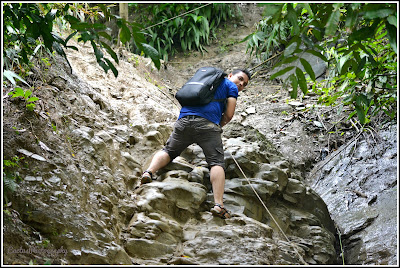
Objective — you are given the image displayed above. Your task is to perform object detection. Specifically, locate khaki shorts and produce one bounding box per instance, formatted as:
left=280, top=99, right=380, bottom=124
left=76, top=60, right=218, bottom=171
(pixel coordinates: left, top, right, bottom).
left=162, top=116, right=225, bottom=169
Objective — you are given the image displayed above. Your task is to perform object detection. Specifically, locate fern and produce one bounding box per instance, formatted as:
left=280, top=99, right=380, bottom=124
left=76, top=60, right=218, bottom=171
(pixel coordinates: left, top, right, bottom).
left=4, top=174, right=18, bottom=193
left=3, top=173, right=19, bottom=204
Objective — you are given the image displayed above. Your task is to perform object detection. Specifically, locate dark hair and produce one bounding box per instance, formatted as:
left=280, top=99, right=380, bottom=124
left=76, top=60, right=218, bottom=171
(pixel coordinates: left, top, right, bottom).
left=232, top=68, right=251, bottom=80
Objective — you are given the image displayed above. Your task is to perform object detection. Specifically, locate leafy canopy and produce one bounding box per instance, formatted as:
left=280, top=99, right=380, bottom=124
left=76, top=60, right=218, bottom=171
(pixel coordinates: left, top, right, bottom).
left=3, top=3, right=161, bottom=81
left=245, top=3, right=397, bottom=125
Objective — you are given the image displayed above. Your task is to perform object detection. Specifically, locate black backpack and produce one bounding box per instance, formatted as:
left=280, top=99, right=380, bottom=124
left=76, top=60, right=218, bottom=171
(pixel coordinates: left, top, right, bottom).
left=175, top=66, right=227, bottom=106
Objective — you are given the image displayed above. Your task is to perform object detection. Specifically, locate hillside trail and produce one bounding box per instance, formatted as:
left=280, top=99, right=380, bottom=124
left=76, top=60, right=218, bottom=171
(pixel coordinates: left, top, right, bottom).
left=160, top=4, right=356, bottom=175
left=65, top=3, right=356, bottom=176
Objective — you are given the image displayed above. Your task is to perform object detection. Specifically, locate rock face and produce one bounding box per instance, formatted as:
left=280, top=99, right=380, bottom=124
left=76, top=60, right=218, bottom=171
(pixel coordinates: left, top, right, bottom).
left=3, top=45, right=338, bottom=265
left=309, top=124, right=398, bottom=265
left=122, top=124, right=338, bottom=265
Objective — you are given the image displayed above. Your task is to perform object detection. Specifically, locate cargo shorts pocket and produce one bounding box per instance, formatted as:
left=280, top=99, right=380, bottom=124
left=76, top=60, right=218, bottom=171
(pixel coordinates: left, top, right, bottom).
left=195, top=120, right=221, bottom=133
left=174, top=118, right=188, bottom=132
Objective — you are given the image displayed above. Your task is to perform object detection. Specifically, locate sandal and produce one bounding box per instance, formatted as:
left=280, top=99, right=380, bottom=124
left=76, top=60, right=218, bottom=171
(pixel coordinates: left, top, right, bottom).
left=140, top=170, right=153, bottom=185
left=211, top=203, right=231, bottom=219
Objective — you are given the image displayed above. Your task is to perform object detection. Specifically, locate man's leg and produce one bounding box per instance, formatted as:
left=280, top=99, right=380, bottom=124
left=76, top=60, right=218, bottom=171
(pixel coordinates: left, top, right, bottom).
left=210, top=165, right=225, bottom=206
left=210, top=165, right=231, bottom=218
left=141, top=150, right=170, bottom=184
left=146, top=150, right=171, bottom=174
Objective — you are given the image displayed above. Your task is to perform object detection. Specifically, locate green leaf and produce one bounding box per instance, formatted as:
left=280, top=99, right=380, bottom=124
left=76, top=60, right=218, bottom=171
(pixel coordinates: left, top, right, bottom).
left=325, top=8, right=340, bottom=36
left=3, top=70, right=30, bottom=86
left=301, top=33, right=314, bottom=48
left=181, top=38, right=187, bottom=51
left=63, top=3, right=70, bottom=12
left=301, top=3, right=314, bottom=17
left=26, top=103, right=35, bottom=111
left=345, top=6, right=358, bottom=29
left=354, top=103, right=366, bottom=124
left=202, top=17, right=210, bottom=36
left=66, top=45, right=79, bottom=51
left=120, top=23, right=131, bottom=44
left=286, top=4, right=300, bottom=35
left=70, top=22, right=92, bottom=31
left=289, top=73, right=298, bottom=99
left=98, top=59, right=110, bottom=73
left=79, top=31, right=96, bottom=43
left=98, top=31, right=112, bottom=41
left=295, top=67, right=308, bottom=94
left=131, top=29, right=146, bottom=51
left=24, top=90, right=32, bottom=99
left=101, top=41, right=119, bottom=64
left=305, top=49, right=328, bottom=62
left=387, top=15, right=397, bottom=27
left=385, top=21, right=397, bottom=53
left=27, top=97, right=39, bottom=103
left=64, top=15, right=80, bottom=24
left=355, top=56, right=367, bottom=75
left=103, top=58, right=118, bottom=77
left=300, top=58, right=316, bottom=81
left=9, top=87, right=25, bottom=98
left=52, top=42, right=67, bottom=59
left=193, top=27, right=200, bottom=48
left=262, top=4, right=283, bottom=17
left=273, top=56, right=298, bottom=69
left=252, top=31, right=267, bottom=43
left=364, top=8, right=394, bottom=19
left=270, top=66, right=295, bottom=80
left=142, top=43, right=161, bottom=70
left=340, top=58, right=355, bottom=75
left=91, top=23, right=107, bottom=30
left=284, top=42, right=298, bottom=57
left=91, top=41, right=103, bottom=61
left=65, top=31, right=78, bottom=44
left=348, top=27, right=375, bottom=44
left=347, top=110, right=357, bottom=121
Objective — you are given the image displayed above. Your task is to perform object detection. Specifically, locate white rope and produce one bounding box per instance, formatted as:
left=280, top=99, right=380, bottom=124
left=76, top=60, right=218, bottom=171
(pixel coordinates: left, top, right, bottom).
left=143, top=3, right=213, bottom=31
left=228, top=150, right=308, bottom=265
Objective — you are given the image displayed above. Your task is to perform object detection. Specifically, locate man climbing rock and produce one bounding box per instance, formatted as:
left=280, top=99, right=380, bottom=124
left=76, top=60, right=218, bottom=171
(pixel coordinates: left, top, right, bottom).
left=140, top=68, right=251, bottom=219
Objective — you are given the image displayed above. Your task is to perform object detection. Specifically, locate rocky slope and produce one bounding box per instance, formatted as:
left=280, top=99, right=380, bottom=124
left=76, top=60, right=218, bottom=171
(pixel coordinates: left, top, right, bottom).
left=2, top=42, right=338, bottom=264
left=2, top=3, right=397, bottom=265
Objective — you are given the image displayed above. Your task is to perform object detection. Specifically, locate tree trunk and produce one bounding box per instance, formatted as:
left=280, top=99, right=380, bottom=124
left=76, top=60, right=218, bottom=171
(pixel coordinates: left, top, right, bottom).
left=119, top=3, right=129, bottom=20
left=118, top=3, right=129, bottom=48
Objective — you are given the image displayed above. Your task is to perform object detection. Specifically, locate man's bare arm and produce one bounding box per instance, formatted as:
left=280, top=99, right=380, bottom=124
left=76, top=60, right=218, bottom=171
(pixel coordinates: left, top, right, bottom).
left=220, top=97, right=237, bottom=127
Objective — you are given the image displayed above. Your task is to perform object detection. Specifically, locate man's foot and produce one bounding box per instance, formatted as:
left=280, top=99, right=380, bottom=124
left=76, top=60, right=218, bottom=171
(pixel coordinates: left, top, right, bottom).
left=211, top=203, right=231, bottom=219
left=140, top=170, right=153, bottom=185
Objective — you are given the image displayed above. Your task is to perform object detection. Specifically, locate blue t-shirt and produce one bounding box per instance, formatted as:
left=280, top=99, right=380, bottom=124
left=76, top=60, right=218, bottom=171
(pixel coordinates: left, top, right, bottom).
left=178, top=78, right=239, bottom=125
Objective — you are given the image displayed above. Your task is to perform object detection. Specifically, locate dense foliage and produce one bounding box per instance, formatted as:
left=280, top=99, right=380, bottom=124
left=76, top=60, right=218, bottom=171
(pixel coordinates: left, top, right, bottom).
left=130, top=3, right=240, bottom=62
left=2, top=2, right=161, bottom=83
left=245, top=3, right=397, bottom=125
left=2, top=3, right=162, bottom=202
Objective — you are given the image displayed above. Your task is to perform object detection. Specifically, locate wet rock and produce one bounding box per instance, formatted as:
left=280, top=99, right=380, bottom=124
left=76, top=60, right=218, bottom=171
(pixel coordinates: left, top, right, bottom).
left=309, top=124, right=397, bottom=265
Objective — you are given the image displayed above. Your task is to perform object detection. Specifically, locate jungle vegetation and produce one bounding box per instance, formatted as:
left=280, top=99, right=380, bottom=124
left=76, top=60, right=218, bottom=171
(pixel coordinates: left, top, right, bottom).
left=1, top=2, right=397, bottom=204
left=2, top=3, right=398, bottom=126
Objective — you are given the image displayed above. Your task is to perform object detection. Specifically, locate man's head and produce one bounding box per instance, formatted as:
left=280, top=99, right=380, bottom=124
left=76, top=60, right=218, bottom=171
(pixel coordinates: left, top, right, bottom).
left=228, top=69, right=251, bottom=91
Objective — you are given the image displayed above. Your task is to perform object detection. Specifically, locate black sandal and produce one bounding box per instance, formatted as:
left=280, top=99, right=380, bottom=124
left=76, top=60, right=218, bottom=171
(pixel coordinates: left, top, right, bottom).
left=140, top=170, right=153, bottom=185
left=211, top=203, right=231, bottom=219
